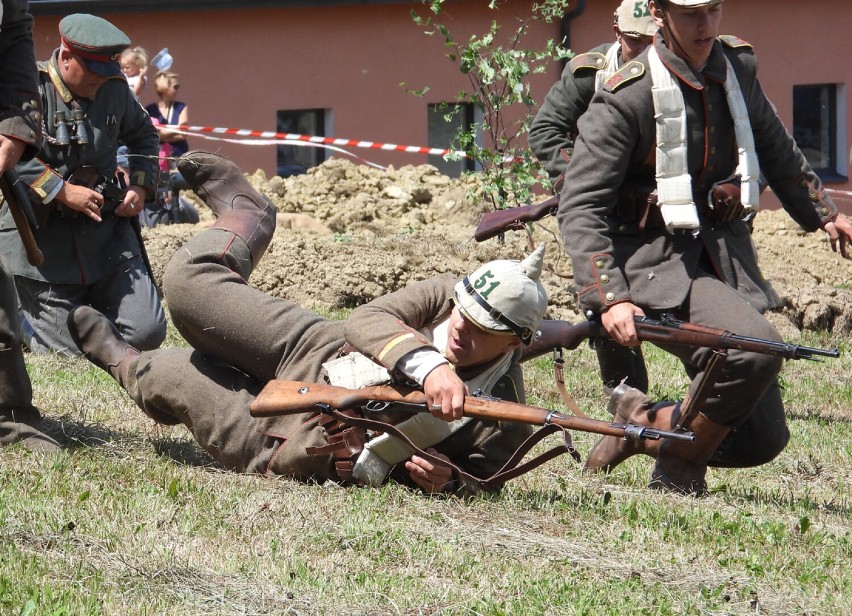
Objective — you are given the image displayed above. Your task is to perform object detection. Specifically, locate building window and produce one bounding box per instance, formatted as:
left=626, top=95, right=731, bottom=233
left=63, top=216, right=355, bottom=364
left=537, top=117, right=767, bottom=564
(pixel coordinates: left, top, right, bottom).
left=276, top=109, right=328, bottom=177
left=792, top=84, right=847, bottom=180
left=427, top=103, right=480, bottom=178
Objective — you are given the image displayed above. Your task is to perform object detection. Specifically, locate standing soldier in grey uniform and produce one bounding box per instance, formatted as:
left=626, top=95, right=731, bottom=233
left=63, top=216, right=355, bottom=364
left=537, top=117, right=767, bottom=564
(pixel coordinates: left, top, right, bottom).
left=0, top=0, right=60, bottom=450
left=68, top=152, right=551, bottom=494
left=0, top=14, right=164, bottom=356
left=530, top=0, right=657, bottom=394
left=557, top=0, right=851, bottom=495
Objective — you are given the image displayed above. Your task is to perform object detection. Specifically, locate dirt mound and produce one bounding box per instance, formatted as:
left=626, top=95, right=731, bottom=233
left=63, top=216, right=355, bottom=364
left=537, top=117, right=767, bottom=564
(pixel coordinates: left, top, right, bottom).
left=144, top=158, right=852, bottom=335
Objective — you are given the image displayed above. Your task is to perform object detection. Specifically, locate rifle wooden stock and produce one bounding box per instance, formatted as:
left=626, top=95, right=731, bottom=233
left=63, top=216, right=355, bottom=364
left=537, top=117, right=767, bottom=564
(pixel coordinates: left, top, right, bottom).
left=523, top=315, right=840, bottom=362
left=473, top=195, right=559, bottom=242
left=250, top=380, right=694, bottom=442
left=0, top=171, right=43, bottom=266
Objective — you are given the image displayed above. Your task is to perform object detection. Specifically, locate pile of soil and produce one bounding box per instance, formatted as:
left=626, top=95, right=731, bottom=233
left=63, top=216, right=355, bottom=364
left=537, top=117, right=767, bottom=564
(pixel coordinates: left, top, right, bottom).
left=143, top=158, right=852, bottom=337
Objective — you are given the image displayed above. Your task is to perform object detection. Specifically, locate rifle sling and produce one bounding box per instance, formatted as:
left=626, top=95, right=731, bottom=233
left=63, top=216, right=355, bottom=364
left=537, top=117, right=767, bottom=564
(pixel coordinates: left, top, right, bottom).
left=675, top=348, right=727, bottom=430
left=322, top=406, right=580, bottom=492
left=553, top=348, right=587, bottom=418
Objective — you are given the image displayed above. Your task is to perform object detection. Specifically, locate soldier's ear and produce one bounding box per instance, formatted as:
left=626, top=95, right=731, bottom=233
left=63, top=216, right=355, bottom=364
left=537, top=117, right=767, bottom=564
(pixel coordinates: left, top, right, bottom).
left=649, top=1, right=665, bottom=27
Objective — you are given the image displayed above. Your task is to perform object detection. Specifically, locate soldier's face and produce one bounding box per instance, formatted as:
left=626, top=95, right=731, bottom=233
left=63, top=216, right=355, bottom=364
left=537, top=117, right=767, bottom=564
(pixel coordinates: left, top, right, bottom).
left=60, top=49, right=108, bottom=99
left=444, top=308, right=521, bottom=368
left=651, top=1, right=723, bottom=68
left=616, top=30, right=655, bottom=61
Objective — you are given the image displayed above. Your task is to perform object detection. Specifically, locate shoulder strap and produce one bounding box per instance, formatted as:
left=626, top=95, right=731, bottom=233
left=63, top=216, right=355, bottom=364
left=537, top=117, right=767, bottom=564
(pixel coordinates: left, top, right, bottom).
left=718, top=34, right=752, bottom=49
left=603, top=60, right=645, bottom=92
left=569, top=51, right=607, bottom=74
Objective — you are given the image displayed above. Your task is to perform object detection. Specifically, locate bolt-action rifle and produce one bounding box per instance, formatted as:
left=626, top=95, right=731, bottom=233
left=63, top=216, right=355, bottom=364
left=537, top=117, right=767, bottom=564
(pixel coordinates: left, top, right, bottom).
left=522, top=314, right=840, bottom=362
left=473, top=195, right=559, bottom=242
left=249, top=379, right=695, bottom=444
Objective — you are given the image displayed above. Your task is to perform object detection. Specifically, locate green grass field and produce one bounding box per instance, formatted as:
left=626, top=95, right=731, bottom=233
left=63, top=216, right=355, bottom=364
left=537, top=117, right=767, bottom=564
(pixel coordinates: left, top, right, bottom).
left=2, top=321, right=850, bottom=615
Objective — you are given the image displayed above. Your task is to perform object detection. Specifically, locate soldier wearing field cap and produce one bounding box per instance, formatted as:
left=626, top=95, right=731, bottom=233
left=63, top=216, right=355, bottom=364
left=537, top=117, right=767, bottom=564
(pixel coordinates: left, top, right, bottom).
left=0, top=14, right=165, bottom=357
left=557, top=0, right=852, bottom=495
left=68, top=151, right=550, bottom=494
left=529, top=0, right=657, bottom=405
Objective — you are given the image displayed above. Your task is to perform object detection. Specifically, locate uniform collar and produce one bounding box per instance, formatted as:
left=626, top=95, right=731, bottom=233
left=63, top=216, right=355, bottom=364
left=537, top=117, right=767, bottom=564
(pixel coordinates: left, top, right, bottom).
left=652, top=34, right=727, bottom=90
left=48, top=51, right=75, bottom=104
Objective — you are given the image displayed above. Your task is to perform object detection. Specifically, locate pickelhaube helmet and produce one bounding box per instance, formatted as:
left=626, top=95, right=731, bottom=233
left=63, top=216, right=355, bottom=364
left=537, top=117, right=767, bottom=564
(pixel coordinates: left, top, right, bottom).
left=614, top=1, right=658, bottom=38
left=453, top=244, right=549, bottom=345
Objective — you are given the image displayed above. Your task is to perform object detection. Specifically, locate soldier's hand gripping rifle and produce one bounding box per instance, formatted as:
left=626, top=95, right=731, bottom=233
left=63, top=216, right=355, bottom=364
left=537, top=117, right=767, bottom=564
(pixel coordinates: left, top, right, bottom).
left=249, top=379, right=694, bottom=444
left=473, top=195, right=559, bottom=242
left=0, top=170, right=43, bottom=266
left=521, top=313, right=840, bottom=362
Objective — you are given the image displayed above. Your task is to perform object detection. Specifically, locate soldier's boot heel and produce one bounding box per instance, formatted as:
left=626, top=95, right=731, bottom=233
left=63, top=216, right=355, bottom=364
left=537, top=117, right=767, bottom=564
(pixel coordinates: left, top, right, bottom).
left=649, top=412, right=730, bottom=496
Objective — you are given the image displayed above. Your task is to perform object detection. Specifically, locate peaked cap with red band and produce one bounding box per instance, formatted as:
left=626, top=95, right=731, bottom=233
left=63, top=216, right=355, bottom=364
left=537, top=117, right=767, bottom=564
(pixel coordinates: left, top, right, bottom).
left=59, top=14, right=130, bottom=77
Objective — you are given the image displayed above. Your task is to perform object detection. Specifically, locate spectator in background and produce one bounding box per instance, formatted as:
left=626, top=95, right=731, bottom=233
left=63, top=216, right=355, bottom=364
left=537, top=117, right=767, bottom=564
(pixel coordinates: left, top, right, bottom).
left=120, top=46, right=148, bottom=98
left=145, top=71, right=189, bottom=166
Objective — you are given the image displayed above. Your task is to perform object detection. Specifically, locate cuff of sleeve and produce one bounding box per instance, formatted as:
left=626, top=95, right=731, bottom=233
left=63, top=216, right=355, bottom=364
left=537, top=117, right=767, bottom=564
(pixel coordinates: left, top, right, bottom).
left=397, top=348, right=449, bottom=386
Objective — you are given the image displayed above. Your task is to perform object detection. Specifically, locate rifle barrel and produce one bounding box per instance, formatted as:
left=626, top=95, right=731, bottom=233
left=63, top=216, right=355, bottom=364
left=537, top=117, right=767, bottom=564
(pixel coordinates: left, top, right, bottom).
left=634, top=317, right=839, bottom=360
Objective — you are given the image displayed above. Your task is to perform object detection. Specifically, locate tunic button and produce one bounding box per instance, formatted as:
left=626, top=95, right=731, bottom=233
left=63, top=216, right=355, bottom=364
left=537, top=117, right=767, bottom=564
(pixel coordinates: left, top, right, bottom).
left=596, top=58, right=603, bottom=66
left=631, top=66, right=640, bottom=75
left=605, top=292, right=615, bottom=301
left=600, top=274, right=610, bottom=283
left=810, top=193, right=819, bottom=202
left=595, top=260, right=605, bottom=268
left=821, top=207, right=829, bottom=215
left=618, top=224, right=628, bottom=232
left=800, top=180, right=808, bottom=188
left=708, top=104, right=713, bottom=111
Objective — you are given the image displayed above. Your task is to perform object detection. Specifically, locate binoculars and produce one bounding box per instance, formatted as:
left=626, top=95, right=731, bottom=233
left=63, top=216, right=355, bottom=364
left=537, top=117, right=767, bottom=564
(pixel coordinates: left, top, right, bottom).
left=53, top=107, right=89, bottom=146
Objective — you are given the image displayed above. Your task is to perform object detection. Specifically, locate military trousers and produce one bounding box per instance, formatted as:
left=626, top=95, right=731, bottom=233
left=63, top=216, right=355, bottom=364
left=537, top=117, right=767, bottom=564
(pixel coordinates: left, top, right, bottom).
left=647, top=271, right=789, bottom=468
left=17, top=255, right=166, bottom=356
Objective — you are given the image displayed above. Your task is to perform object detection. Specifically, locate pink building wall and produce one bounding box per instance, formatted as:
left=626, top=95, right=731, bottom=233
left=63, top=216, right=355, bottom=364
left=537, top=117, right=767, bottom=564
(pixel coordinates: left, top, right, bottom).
left=31, top=1, right=852, bottom=213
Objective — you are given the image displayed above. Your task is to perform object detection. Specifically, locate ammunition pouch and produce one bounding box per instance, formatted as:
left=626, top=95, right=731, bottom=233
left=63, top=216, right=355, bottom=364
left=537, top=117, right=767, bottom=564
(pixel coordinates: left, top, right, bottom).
left=707, top=178, right=749, bottom=223
left=615, top=180, right=661, bottom=231
left=306, top=409, right=369, bottom=485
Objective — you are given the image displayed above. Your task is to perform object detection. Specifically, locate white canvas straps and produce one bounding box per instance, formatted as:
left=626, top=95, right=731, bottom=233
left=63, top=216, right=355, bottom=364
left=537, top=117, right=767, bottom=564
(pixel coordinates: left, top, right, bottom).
left=648, top=45, right=760, bottom=232
left=648, top=46, right=701, bottom=231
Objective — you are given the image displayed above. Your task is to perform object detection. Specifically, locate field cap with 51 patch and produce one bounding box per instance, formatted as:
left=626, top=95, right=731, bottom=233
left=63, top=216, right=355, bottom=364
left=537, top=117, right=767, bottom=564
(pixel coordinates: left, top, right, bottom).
left=59, top=14, right=130, bottom=77
left=615, top=1, right=657, bottom=37
left=453, top=244, right=548, bottom=344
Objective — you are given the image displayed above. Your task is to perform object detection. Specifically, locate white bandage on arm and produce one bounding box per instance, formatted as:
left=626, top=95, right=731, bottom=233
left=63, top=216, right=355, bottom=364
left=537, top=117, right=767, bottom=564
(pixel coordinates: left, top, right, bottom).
left=397, top=348, right=449, bottom=386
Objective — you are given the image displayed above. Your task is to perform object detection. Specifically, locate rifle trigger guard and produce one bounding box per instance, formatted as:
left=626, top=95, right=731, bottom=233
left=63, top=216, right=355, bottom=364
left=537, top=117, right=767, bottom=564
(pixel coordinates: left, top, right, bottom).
left=364, top=399, right=425, bottom=412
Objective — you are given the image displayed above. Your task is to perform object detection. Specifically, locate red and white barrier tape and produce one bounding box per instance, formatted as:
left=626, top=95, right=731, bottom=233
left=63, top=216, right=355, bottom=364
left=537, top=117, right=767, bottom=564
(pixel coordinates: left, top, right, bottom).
left=164, top=124, right=467, bottom=158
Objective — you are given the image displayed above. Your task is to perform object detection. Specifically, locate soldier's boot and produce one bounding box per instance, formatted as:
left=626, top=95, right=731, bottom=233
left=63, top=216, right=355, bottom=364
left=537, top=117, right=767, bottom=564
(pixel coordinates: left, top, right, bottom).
left=649, top=413, right=730, bottom=496
left=177, top=150, right=277, bottom=266
left=0, top=348, right=60, bottom=452
left=68, top=306, right=140, bottom=390
left=583, top=384, right=678, bottom=473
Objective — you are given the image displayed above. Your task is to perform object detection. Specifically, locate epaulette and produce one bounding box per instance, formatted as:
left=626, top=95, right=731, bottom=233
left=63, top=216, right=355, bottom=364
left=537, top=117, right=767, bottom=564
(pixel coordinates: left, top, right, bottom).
left=569, top=51, right=607, bottom=75
left=603, top=61, right=645, bottom=92
left=718, top=34, right=752, bottom=49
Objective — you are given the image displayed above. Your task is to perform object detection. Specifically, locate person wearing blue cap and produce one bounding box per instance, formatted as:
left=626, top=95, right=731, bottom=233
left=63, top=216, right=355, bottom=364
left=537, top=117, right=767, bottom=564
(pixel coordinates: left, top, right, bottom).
left=66, top=151, right=553, bottom=494
left=0, top=13, right=165, bottom=357
left=0, top=0, right=61, bottom=451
